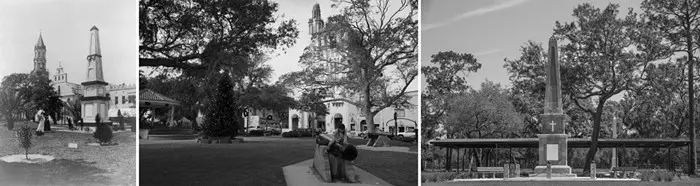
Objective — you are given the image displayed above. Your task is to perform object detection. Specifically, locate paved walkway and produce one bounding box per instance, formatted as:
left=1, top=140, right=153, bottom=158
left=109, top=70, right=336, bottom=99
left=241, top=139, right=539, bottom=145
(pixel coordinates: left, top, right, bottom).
left=283, top=159, right=393, bottom=186
left=356, top=145, right=417, bottom=154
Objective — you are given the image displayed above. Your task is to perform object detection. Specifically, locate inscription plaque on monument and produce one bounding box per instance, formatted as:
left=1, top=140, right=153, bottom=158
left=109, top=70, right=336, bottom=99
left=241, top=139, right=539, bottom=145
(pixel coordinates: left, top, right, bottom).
left=546, top=144, right=559, bottom=161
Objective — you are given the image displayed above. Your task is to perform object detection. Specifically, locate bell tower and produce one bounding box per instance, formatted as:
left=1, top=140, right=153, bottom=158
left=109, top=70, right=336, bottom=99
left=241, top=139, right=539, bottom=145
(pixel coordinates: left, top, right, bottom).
left=32, top=33, right=49, bottom=77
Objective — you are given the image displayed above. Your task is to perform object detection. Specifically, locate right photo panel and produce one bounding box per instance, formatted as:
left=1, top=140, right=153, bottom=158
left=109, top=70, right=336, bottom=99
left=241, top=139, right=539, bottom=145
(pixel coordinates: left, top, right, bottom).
left=422, top=0, right=700, bottom=184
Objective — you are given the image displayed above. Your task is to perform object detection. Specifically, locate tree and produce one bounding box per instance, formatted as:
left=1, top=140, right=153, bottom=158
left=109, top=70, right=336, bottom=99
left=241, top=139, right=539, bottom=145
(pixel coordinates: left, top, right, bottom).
left=1, top=73, right=61, bottom=129
left=552, top=3, right=668, bottom=173
left=201, top=73, right=238, bottom=137
left=640, top=0, right=700, bottom=174
left=441, top=81, right=522, bottom=170
left=139, top=0, right=298, bottom=75
left=63, top=96, right=83, bottom=127
left=16, top=125, right=33, bottom=160
left=289, top=0, right=418, bottom=134
left=0, top=88, right=28, bottom=130
left=421, top=51, right=481, bottom=140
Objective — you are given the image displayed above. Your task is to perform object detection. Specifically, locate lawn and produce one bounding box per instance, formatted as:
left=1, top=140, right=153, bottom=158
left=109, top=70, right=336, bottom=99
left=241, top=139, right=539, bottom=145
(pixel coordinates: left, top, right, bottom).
left=140, top=137, right=417, bottom=186
left=0, top=121, right=136, bottom=185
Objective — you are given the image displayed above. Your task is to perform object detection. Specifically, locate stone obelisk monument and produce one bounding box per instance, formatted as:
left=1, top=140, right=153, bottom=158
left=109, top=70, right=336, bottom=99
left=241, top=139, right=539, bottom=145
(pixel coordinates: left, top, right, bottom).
left=533, top=36, right=575, bottom=177
left=80, top=26, right=110, bottom=124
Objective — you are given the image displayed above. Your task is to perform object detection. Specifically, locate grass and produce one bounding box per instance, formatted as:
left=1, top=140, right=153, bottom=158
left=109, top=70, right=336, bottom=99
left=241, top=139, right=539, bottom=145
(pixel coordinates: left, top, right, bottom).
left=140, top=137, right=417, bottom=186
left=0, top=121, right=136, bottom=185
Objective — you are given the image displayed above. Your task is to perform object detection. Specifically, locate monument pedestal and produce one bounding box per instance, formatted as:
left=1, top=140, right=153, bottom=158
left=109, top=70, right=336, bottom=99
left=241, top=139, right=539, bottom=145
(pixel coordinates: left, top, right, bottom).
left=532, top=133, right=576, bottom=177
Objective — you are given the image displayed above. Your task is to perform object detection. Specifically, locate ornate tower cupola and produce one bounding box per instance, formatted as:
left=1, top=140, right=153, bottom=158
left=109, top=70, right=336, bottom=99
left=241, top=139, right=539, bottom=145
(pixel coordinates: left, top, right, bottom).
left=309, top=4, right=325, bottom=35
left=32, top=33, right=49, bottom=77
left=53, top=61, right=68, bottom=83
left=80, top=25, right=110, bottom=123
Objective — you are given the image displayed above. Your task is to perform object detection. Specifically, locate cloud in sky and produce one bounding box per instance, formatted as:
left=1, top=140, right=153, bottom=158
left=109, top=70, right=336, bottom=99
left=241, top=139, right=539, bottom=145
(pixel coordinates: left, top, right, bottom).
left=423, top=0, right=529, bottom=31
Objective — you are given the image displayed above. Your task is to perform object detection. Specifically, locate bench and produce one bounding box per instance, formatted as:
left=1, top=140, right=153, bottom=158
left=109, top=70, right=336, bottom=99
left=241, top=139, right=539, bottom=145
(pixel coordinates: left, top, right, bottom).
left=611, top=167, right=637, bottom=178
left=475, top=167, right=505, bottom=178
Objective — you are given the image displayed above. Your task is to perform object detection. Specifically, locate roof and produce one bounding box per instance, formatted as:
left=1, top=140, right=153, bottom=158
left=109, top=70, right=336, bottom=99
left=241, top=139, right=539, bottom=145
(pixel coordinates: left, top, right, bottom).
left=35, top=33, right=46, bottom=49
left=139, top=89, right=180, bottom=107
left=429, top=138, right=692, bottom=148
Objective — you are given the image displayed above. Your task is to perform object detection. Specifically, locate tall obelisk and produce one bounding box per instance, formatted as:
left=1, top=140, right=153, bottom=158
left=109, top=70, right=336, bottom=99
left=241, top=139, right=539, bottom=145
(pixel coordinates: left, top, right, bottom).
left=533, top=36, right=575, bottom=177
left=80, top=26, right=110, bottom=124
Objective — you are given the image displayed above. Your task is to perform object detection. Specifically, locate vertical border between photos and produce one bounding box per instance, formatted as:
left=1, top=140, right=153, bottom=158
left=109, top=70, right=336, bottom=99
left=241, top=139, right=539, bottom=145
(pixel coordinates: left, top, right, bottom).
left=416, top=0, right=422, bottom=185
left=135, top=0, right=140, bottom=183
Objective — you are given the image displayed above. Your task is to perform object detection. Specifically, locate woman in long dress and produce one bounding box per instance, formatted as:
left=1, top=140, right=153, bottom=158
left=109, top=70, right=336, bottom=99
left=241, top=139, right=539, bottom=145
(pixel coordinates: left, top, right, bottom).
left=35, top=110, right=45, bottom=134
left=328, top=123, right=350, bottom=181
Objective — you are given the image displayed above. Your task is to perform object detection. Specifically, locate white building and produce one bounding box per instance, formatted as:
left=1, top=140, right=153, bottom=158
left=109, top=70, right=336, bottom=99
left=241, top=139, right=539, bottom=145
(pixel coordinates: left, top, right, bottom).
left=287, top=91, right=418, bottom=134
left=107, top=83, right=137, bottom=118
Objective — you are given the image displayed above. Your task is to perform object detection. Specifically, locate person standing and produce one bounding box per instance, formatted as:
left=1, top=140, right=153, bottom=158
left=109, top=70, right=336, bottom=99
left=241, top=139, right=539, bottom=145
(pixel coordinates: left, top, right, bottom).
left=35, top=110, right=46, bottom=135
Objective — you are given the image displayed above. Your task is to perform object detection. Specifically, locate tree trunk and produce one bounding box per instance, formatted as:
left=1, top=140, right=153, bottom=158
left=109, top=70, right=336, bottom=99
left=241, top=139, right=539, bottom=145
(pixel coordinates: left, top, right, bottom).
left=363, top=86, right=375, bottom=133
left=445, top=148, right=452, bottom=171
left=583, top=102, right=605, bottom=173
left=457, top=148, right=461, bottom=173
left=7, top=117, right=14, bottom=130
left=463, top=148, right=468, bottom=171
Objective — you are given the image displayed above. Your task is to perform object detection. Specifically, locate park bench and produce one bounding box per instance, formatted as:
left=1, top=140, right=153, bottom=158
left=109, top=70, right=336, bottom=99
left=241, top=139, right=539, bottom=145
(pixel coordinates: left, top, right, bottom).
left=475, top=167, right=505, bottom=178
left=611, top=167, right=637, bottom=178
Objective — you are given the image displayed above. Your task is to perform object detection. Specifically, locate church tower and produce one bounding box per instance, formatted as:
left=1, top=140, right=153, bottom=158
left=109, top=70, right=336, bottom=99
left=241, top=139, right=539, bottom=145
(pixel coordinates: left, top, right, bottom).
left=32, top=33, right=49, bottom=77
left=309, top=3, right=325, bottom=46
left=80, top=26, right=110, bottom=123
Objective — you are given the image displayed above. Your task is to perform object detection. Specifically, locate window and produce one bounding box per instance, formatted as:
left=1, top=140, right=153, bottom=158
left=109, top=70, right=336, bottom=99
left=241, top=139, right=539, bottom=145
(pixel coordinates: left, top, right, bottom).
left=122, top=96, right=126, bottom=104
left=114, top=97, right=118, bottom=104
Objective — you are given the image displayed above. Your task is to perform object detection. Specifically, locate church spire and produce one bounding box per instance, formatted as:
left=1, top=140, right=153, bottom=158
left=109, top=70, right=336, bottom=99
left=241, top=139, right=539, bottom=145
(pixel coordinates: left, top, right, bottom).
left=35, top=32, right=46, bottom=49
left=89, top=25, right=101, bottom=56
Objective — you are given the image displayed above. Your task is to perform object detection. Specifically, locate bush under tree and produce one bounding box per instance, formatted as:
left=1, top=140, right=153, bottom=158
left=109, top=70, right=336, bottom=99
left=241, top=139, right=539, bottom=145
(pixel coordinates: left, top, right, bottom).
left=201, top=74, right=238, bottom=138
left=93, top=114, right=113, bottom=144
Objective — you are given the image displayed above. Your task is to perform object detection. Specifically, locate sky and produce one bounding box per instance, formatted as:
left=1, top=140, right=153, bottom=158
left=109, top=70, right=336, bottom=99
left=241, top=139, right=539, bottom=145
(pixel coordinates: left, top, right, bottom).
left=421, top=0, right=642, bottom=96
left=0, top=0, right=138, bottom=86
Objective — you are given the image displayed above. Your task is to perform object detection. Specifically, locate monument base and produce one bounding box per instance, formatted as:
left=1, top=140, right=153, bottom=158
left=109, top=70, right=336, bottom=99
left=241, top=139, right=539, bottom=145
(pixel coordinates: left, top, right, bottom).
left=531, top=165, right=576, bottom=177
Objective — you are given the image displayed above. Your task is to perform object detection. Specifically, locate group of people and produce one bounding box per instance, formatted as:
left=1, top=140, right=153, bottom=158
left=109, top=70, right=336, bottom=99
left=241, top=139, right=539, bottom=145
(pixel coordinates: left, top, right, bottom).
left=34, top=109, right=50, bottom=135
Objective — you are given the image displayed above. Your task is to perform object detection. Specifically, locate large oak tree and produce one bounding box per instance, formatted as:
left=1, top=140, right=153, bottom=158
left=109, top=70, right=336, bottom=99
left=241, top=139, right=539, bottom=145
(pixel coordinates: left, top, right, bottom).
left=287, top=0, right=418, bottom=136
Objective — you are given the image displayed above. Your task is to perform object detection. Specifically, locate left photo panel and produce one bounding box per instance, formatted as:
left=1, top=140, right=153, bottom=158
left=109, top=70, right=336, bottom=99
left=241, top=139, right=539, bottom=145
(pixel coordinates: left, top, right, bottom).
left=0, top=0, right=138, bottom=185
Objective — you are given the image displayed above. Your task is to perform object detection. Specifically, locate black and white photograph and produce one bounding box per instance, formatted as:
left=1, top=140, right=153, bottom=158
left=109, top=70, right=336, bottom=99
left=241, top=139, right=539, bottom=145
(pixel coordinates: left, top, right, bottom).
left=0, top=0, right=138, bottom=185
left=138, top=0, right=418, bottom=185
left=421, top=0, right=700, bottom=185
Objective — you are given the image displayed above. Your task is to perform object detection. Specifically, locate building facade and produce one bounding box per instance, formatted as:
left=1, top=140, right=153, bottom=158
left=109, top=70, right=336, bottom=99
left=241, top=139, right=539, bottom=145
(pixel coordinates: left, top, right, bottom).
left=108, top=83, right=137, bottom=118
left=52, top=62, right=82, bottom=102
